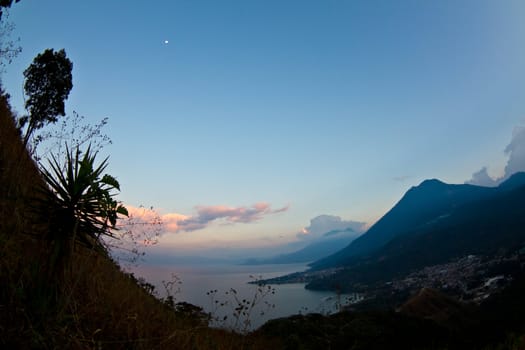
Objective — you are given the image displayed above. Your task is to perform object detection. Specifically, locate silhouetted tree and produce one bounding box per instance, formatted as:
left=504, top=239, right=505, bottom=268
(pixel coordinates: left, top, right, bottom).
left=19, top=48, right=73, bottom=147
left=0, top=0, right=21, bottom=20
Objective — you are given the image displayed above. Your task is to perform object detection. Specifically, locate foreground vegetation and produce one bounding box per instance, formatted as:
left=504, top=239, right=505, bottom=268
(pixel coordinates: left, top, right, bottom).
left=0, top=93, right=280, bottom=349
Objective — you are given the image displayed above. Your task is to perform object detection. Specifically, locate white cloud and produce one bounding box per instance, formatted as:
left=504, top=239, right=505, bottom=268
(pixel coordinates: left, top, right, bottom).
left=503, top=126, right=525, bottom=179
left=297, top=215, right=366, bottom=241
left=465, top=167, right=498, bottom=187
left=467, top=125, right=525, bottom=186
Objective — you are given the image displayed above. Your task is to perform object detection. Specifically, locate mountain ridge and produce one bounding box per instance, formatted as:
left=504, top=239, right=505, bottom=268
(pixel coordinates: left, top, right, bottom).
left=310, top=174, right=525, bottom=270
left=299, top=173, right=525, bottom=293
left=243, top=227, right=360, bottom=265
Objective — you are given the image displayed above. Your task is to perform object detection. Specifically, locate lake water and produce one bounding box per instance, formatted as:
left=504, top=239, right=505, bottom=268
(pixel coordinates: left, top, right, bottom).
left=130, top=263, right=357, bottom=331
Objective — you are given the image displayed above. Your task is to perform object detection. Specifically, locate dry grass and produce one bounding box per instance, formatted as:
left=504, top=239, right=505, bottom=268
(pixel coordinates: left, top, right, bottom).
left=0, top=92, right=280, bottom=349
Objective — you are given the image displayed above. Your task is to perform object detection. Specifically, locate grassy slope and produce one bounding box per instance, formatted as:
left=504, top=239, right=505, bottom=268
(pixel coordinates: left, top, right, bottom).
left=0, top=94, right=276, bottom=349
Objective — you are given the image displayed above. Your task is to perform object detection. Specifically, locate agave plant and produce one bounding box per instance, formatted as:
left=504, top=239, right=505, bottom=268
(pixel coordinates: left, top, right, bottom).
left=40, top=145, right=128, bottom=254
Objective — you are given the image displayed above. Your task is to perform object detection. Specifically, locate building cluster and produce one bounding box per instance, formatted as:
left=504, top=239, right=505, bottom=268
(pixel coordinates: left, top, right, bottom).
left=386, top=254, right=521, bottom=303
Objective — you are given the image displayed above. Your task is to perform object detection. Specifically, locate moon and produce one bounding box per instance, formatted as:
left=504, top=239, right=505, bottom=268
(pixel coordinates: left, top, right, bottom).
left=164, top=40, right=169, bottom=44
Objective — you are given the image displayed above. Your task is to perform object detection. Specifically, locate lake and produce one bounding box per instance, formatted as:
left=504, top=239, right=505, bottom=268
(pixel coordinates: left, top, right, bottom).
left=129, top=262, right=359, bottom=331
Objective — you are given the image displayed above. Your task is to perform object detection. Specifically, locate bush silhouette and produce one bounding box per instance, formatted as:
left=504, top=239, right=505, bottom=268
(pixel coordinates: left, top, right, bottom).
left=39, top=145, right=128, bottom=272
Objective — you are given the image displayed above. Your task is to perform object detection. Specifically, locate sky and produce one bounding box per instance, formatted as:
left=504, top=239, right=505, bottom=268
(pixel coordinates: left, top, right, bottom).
left=2, top=0, right=525, bottom=259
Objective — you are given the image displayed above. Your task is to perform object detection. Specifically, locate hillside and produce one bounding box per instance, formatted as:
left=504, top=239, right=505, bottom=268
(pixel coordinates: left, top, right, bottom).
left=302, top=175, right=525, bottom=294
left=0, top=92, right=275, bottom=349
left=311, top=178, right=499, bottom=269
left=397, top=288, right=477, bottom=329
left=256, top=274, right=525, bottom=350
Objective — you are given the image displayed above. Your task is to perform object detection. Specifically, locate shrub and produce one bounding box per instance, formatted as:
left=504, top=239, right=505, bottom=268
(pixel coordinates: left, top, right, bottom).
left=39, top=145, right=128, bottom=272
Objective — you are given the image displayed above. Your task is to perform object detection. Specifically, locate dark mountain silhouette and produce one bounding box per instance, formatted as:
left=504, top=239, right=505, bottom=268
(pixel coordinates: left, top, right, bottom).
left=243, top=228, right=360, bottom=265
left=496, top=171, right=525, bottom=191
left=310, top=174, right=525, bottom=269
left=303, top=173, right=525, bottom=292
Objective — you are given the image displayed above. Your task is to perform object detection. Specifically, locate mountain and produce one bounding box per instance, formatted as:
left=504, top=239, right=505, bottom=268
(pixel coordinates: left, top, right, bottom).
left=304, top=173, right=525, bottom=291
left=243, top=228, right=360, bottom=265
left=310, top=177, right=512, bottom=269
left=496, top=171, right=525, bottom=190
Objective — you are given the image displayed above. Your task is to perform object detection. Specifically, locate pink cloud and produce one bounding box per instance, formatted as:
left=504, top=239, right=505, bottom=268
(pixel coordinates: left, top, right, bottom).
left=124, top=203, right=289, bottom=234
left=176, top=202, right=289, bottom=232
left=163, top=212, right=192, bottom=232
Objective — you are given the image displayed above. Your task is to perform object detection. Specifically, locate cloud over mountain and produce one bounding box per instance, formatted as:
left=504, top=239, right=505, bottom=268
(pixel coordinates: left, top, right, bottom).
left=467, top=126, right=525, bottom=186
left=467, top=167, right=498, bottom=187
left=297, top=215, right=367, bottom=241
left=503, top=126, right=525, bottom=179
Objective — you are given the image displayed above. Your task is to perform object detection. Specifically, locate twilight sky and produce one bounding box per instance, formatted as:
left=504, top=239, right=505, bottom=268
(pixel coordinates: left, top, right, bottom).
left=2, top=0, right=525, bottom=258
